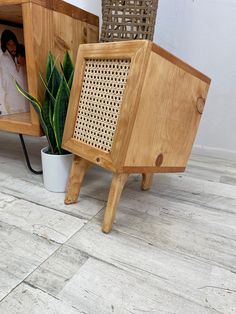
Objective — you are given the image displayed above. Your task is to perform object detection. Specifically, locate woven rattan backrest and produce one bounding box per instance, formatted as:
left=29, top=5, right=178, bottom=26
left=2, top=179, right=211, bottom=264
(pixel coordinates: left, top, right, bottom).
left=73, top=58, right=131, bottom=152
left=101, top=0, right=158, bottom=42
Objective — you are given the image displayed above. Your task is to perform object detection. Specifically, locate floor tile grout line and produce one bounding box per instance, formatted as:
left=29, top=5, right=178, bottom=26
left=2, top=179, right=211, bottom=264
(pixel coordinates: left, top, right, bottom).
left=112, top=227, right=236, bottom=272
left=24, top=248, right=224, bottom=314
left=0, top=189, right=106, bottom=220
left=61, top=239, right=224, bottom=314
left=65, top=212, right=236, bottom=276
left=21, top=281, right=86, bottom=313
left=1, top=178, right=236, bottom=240
left=2, top=179, right=234, bottom=245
left=0, top=205, right=105, bottom=305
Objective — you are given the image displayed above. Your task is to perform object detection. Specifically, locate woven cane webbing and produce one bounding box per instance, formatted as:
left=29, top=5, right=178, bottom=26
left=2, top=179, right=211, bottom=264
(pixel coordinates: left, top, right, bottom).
left=101, top=0, right=158, bottom=42
left=73, top=59, right=131, bottom=152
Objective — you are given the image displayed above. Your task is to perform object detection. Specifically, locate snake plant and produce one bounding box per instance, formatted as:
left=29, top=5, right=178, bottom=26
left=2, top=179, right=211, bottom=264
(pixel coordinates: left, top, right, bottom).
left=16, top=52, right=74, bottom=155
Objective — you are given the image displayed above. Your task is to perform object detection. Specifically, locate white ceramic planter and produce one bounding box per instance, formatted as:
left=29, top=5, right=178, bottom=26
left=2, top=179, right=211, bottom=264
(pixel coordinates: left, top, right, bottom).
left=41, top=147, right=73, bottom=193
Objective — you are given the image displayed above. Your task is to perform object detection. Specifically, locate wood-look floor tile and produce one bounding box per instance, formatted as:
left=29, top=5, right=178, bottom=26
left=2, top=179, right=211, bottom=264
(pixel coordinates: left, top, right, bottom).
left=0, top=222, right=59, bottom=300
left=66, top=221, right=236, bottom=314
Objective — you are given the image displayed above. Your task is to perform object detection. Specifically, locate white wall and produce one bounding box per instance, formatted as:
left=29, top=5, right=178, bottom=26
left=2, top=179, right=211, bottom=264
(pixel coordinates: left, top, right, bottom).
left=66, top=0, right=236, bottom=160
left=65, top=0, right=101, bottom=21
left=156, top=0, right=236, bottom=160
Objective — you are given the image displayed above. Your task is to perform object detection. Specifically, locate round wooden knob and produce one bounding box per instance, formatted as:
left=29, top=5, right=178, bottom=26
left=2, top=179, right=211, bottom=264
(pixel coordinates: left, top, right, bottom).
left=196, top=97, right=206, bottom=114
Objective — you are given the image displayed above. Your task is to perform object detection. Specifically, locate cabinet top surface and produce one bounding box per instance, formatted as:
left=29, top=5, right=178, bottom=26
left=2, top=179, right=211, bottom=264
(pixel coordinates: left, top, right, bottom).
left=0, top=0, right=99, bottom=26
left=77, top=40, right=211, bottom=84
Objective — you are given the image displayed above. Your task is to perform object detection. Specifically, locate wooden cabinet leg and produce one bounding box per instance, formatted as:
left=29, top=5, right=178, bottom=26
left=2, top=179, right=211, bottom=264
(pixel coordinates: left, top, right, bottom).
left=65, top=156, right=92, bottom=205
left=102, top=173, right=129, bottom=234
left=141, top=173, right=153, bottom=191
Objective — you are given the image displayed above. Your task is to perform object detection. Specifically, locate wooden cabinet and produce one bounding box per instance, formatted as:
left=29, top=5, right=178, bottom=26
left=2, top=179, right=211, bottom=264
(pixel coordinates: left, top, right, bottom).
left=0, top=0, right=99, bottom=136
left=63, top=40, right=210, bottom=173
left=62, top=40, right=211, bottom=232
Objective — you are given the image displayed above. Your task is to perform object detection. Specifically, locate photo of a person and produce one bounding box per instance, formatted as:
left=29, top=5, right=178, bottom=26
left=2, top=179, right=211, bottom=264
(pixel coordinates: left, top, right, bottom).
left=16, top=44, right=28, bottom=93
left=16, top=44, right=26, bottom=69
left=0, top=28, right=29, bottom=116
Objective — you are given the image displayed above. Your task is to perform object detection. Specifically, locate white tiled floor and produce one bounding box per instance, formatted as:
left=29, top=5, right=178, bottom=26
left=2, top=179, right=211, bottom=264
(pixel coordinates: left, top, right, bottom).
left=0, top=132, right=235, bottom=314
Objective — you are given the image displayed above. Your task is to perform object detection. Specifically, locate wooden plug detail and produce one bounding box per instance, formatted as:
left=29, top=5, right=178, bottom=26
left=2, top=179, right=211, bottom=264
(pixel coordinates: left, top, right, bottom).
left=102, top=173, right=129, bottom=234
left=141, top=173, right=154, bottom=191
left=65, top=155, right=92, bottom=205
left=196, top=97, right=206, bottom=114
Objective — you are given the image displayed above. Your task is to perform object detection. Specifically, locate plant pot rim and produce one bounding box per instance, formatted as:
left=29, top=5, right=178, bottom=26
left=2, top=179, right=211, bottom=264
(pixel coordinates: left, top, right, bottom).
left=41, top=146, right=73, bottom=156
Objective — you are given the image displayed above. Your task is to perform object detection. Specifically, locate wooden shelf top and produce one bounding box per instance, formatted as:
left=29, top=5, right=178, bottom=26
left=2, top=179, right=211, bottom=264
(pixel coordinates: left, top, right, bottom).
left=0, top=112, right=31, bottom=123
left=0, top=4, right=23, bottom=25
left=0, top=112, right=41, bottom=135
left=0, top=0, right=99, bottom=27
left=152, top=42, right=211, bottom=84
left=76, top=40, right=211, bottom=84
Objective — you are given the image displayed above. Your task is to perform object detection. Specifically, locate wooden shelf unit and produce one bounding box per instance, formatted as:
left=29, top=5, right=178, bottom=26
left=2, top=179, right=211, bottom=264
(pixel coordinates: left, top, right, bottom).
left=0, top=0, right=99, bottom=136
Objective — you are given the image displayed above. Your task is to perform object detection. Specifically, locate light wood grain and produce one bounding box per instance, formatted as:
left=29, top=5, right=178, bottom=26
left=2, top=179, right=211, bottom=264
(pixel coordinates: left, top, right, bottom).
left=0, top=0, right=99, bottom=27
left=24, top=2, right=99, bottom=130
left=125, top=51, right=210, bottom=168
left=65, top=156, right=92, bottom=205
left=141, top=173, right=153, bottom=190
left=0, top=112, right=41, bottom=135
left=0, top=4, right=22, bottom=24
left=152, top=42, right=211, bottom=84
left=102, top=173, right=128, bottom=233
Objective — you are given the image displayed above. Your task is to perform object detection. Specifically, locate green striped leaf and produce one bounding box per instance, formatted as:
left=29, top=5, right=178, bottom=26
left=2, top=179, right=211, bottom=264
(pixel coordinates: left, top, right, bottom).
left=53, top=77, right=70, bottom=155
left=62, top=51, right=74, bottom=83
left=15, top=80, right=54, bottom=153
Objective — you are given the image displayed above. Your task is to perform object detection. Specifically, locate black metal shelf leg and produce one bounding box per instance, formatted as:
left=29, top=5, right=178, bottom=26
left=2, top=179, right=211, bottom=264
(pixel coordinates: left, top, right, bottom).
left=19, top=134, right=43, bottom=175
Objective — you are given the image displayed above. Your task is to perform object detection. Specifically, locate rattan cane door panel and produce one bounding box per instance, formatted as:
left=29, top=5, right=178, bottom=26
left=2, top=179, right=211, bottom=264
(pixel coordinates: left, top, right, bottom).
left=73, top=59, right=131, bottom=152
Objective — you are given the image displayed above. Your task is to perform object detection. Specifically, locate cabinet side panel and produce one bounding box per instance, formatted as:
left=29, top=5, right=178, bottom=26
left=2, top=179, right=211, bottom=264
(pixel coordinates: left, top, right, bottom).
left=23, top=3, right=53, bottom=125
left=23, top=3, right=98, bottom=126
left=52, top=12, right=98, bottom=63
left=125, top=51, right=210, bottom=169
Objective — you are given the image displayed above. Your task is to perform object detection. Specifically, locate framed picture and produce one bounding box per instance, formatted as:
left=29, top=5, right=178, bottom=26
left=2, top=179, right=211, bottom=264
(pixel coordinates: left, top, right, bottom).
left=0, top=22, right=29, bottom=116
